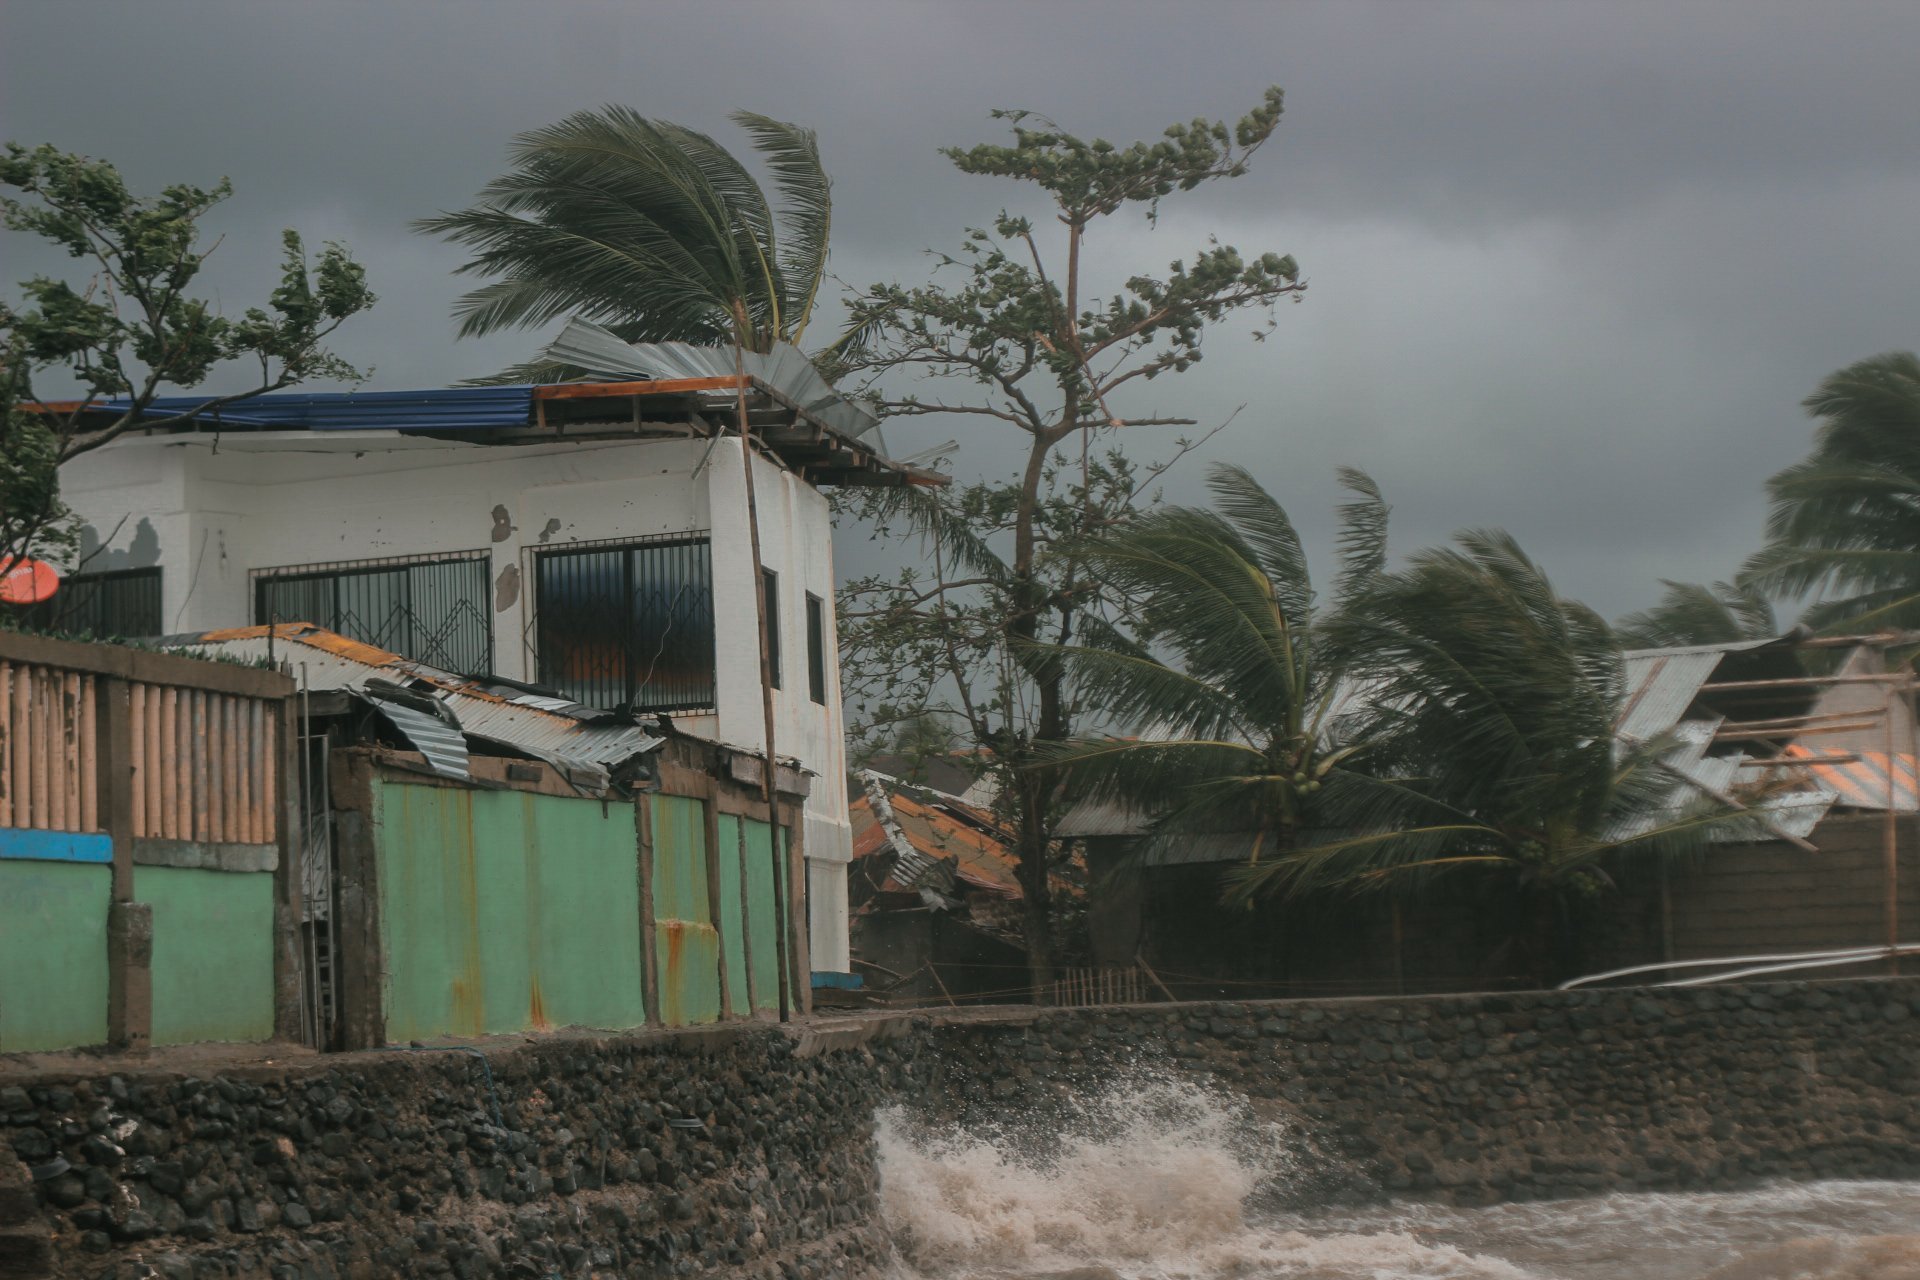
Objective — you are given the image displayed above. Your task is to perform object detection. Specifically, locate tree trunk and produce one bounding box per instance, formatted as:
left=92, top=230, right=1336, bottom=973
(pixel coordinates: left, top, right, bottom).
left=1013, top=770, right=1056, bottom=1001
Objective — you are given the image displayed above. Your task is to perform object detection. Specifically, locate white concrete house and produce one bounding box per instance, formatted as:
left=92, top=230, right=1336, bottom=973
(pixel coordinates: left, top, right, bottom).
left=52, top=363, right=933, bottom=975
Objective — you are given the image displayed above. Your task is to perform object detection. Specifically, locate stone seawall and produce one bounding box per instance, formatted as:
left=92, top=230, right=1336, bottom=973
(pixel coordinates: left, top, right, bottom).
left=902, top=978, right=1920, bottom=1207
left=1, top=1029, right=889, bottom=1280
left=4, top=977, right=1919, bottom=1278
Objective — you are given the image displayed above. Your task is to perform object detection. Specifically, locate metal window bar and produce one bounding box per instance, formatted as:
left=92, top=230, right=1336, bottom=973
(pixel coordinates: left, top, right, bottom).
left=9, top=567, right=163, bottom=639
left=252, top=550, right=492, bottom=674
left=806, top=592, right=827, bottom=705
left=531, top=533, right=716, bottom=713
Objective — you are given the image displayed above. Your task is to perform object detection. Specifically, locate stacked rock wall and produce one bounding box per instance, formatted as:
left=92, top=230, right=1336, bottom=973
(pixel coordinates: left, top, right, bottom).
left=1, top=1029, right=887, bottom=1279
left=3, top=978, right=1918, bottom=1277
left=899, top=979, right=1920, bottom=1205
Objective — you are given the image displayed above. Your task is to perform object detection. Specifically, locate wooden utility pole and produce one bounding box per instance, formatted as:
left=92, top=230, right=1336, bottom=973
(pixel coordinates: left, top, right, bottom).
left=733, top=343, right=792, bottom=1021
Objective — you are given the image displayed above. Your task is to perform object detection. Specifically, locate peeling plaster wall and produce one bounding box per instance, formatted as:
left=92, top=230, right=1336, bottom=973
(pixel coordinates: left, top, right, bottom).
left=61, top=433, right=857, bottom=969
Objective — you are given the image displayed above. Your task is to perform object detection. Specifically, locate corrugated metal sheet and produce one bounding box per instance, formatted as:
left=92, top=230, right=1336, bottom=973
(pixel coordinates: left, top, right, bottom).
left=1616, top=651, right=1729, bottom=742
left=98, top=386, right=536, bottom=432
left=362, top=686, right=470, bottom=781
left=544, top=317, right=880, bottom=439
left=1780, top=744, right=1920, bottom=812
left=1055, top=795, right=1147, bottom=839
left=169, top=624, right=661, bottom=793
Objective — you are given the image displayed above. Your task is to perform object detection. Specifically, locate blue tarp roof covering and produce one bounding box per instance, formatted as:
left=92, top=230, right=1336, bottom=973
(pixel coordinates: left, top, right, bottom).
left=99, top=385, right=537, bottom=432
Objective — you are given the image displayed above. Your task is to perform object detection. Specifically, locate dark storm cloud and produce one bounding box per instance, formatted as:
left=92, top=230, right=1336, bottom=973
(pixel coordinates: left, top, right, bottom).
left=3, top=0, right=1916, bottom=619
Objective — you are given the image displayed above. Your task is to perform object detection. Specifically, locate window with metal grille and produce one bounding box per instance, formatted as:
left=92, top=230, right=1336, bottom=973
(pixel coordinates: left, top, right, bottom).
left=532, top=534, right=715, bottom=712
left=806, top=592, right=827, bottom=705
left=11, top=567, right=163, bottom=638
left=762, top=568, right=782, bottom=690
left=253, top=550, right=493, bottom=674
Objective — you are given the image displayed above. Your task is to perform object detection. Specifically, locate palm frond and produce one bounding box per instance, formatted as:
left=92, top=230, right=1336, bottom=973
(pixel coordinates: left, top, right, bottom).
left=1333, top=465, right=1390, bottom=601
left=732, top=111, right=832, bottom=344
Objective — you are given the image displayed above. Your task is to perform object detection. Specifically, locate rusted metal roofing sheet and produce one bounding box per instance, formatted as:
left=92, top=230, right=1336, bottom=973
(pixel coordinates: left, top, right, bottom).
left=166, top=624, right=662, bottom=792
left=1780, top=744, right=1919, bottom=812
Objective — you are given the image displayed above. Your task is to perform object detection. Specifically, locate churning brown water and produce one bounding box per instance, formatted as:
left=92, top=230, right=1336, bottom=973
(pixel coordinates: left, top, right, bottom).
left=875, top=1079, right=1920, bottom=1280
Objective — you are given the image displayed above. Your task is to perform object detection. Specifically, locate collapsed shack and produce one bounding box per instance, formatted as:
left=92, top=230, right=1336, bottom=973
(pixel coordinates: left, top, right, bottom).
left=846, top=770, right=1075, bottom=1005
left=1068, top=632, right=1920, bottom=997
left=173, top=623, right=812, bottom=1047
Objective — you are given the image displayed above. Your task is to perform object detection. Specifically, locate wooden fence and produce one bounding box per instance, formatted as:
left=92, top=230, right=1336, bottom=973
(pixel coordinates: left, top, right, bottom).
left=0, top=629, right=296, bottom=1054
left=1051, top=965, right=1148, bottom=1007
left=2, top=658, right=278, bottom=845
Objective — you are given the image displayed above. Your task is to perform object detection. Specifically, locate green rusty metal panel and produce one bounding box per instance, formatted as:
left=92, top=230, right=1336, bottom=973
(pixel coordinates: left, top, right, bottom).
left=742, top=818, right=787, bottom=1014
left=715, top=813, right=749, bottom=1010
left=374, top=780, right=644, bottom=1043
left=651, top=794, right=719, bottom=1025
left=139, top=866, right=274, bottom=1046
left=490, top=789, right=644, bottom=1033
left=0, top=859, right=108, bottom=1052
left=376, top=782, right=483, bottom=1039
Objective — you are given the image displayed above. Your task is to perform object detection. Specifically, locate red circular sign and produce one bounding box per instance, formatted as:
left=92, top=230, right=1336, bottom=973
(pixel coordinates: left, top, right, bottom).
left=0, top=558, right=61, bottom=606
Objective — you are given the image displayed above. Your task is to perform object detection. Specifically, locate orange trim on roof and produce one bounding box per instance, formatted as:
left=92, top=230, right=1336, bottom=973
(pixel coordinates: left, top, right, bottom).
left=531, top=376, right=745, bottom=401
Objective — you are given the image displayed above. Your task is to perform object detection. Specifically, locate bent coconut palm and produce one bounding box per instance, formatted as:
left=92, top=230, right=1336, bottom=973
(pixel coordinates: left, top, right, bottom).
left=1046, top=465, right=1773, bottom=986
left=1038, top=463, right=1385, bottom=862
left=417, top=106, right=830, bottom=379
left=1741, top=351, right=1920, bottom=635
left=1262, top=523, right=1775, bottom=984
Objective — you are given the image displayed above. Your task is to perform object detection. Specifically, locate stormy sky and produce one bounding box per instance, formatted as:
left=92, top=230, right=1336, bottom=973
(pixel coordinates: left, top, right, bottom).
left=4, top=1, right=1916, bottom=621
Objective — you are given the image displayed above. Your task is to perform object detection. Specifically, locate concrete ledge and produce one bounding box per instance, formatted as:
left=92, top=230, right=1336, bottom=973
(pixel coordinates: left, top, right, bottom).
left=131, top=838, right=278, bottom=873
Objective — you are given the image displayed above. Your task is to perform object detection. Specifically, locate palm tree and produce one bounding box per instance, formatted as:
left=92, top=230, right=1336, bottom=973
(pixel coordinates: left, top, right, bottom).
left=1039, top=463, right=1387, bottom=860
left=1741, top=351, right=1920, bottom=633
left=1243, top=525, right=1768, bottom=985
left=1615, top=579, right=1777, bottom=650
left=416, top=106, right=831, bottom=378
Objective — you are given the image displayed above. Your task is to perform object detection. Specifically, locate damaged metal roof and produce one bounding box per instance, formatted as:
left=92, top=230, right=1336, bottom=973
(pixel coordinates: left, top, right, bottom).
left=1780, top=744, right=1920, bottom=812
left=1616, top=636, right=1789, bottom=743
left=542, top=317, right=881, bottom=440
left=170, top=623, right=663, bottom=793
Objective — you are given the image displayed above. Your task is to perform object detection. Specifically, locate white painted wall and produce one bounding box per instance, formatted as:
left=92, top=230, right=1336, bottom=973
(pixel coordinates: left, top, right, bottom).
left=61, top=431, right=855, bottom=970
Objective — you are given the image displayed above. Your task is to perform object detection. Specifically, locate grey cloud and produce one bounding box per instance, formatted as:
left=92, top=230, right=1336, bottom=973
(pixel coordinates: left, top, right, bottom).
left=3, top=0, right=1917, bottom=622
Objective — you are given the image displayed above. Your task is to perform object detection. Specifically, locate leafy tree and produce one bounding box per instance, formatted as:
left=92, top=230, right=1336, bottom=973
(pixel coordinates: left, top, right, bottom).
left=1615, top=579, right=1778, bottom=649
left=1035, top=464, right=1385, bottom=857
left=836, top=88, right=1306, bottom=993
left=1, top=143, right=375, bottom=575
left=1237, top=519, right=1765, bottom=985
left=1741, top=351, right=1920, bottom=634
left=416, top=106, right=830, bottom=379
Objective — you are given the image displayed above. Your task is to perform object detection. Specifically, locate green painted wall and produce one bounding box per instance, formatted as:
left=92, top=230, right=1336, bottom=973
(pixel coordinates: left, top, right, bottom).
left=651, top=795, right=720, bottom=1026
left=375, top=780, right=645, bottom=1043
left=742, top=819, right=787, bottom=1014
left=0, top=860, right=109, bottom=1052
left=715, top=814, right=750, bottom=1011
left=139, top=866, right=275, bottom=1046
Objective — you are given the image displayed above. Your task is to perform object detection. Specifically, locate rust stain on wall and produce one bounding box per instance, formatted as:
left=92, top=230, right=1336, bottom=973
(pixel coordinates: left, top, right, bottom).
left=528, top=974, right=550, bottom=1031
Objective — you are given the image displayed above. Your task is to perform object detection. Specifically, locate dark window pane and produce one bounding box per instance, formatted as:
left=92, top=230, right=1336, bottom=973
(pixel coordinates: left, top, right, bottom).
left=806, top=593, right=827, bottom=705
left=254, top=552, right=492, bottom=673
left=534, top=535, right=715, bottom=712
left=762, top=568, right=781, bottom=690
left=12, top=567, right=163, bottom=638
